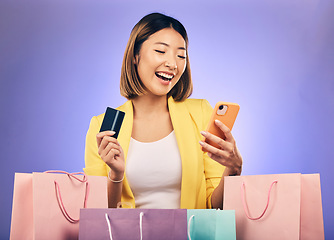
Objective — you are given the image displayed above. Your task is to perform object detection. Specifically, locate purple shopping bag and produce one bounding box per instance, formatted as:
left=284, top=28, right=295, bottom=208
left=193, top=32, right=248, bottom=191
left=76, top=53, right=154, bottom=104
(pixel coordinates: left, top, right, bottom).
left=79, top=208, right=188, bottom=240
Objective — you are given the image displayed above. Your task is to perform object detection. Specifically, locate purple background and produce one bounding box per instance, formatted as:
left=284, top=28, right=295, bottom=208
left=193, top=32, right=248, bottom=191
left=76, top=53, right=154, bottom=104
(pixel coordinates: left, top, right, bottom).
left=1, top=0, right=333, bottom=238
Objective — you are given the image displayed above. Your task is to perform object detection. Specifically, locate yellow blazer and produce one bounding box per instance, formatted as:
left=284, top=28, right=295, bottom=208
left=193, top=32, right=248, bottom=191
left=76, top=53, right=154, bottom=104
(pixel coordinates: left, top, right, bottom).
left=84, top=97, right=225, bottom=209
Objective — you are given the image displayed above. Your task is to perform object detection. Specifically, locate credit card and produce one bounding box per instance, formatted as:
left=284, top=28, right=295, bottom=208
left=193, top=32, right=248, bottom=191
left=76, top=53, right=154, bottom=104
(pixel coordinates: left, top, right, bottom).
left=99, top=107, right=125, bottom=139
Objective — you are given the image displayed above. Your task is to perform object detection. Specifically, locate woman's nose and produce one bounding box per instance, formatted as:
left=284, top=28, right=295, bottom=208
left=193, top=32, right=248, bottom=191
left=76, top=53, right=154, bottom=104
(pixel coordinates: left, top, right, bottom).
left=164, top=61, right=177, bottom=70
left=164, top=56, right=177, bottom=70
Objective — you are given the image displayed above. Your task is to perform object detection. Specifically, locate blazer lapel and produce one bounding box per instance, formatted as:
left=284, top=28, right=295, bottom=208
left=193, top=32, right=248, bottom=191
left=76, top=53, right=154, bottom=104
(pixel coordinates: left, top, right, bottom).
left=168, top=97, right=200, bottom=208
left=117, top=101, right=135, bottom=205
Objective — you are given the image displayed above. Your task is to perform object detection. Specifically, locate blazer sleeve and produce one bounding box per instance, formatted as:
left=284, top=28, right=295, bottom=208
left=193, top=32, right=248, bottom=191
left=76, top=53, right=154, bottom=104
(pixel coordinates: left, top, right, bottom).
left=201, top=99, right=226, bottom=208
left=84, top=116, right=108, bottom=176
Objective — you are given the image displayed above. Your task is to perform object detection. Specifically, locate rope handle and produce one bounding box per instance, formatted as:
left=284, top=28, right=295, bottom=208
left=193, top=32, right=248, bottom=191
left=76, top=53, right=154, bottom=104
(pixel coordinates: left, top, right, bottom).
left=44, top=170, right=87, bottom=182
left=104, top=211, right=144, bottom=240
left=187, top=215, right=195, bottom=240
left=44, top=170, right=89, bottom=223
left=105, top=213, right=113, bottom=240
left=139, top=212, right=144, bottom=240
left=241, top=180, right=278, bottom=220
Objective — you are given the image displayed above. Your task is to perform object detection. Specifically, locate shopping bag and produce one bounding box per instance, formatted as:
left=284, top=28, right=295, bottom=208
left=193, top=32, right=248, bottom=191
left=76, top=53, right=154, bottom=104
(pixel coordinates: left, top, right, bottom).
left=300, top=174, right=325, bottom=240
left=10, top=171, right=108, bottom=240
left=79, top=208, right=188, bottom=240
left=187, top=209, right=236, bottom=240
left=215, top=210, right=236, bottom=240
left=223, top=173, right=324, bottom=240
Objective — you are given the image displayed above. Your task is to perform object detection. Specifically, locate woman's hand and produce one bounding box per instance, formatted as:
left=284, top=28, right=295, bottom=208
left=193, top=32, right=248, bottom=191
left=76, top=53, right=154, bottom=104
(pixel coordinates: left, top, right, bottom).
left=96, top=131, right=125, bottom=180
left=200, top=120, right=242, bottom=176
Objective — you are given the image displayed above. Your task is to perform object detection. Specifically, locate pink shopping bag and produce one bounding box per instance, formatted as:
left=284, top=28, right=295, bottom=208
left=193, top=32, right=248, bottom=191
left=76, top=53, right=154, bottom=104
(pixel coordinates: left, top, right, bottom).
left=223, top=173, right=324, bottom=240
left=10, top=171, right=108, bottom=240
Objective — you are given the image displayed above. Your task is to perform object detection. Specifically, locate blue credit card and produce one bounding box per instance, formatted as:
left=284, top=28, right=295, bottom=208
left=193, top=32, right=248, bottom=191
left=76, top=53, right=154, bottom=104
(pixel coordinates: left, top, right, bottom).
left=99, top=107, right=125, bottom=139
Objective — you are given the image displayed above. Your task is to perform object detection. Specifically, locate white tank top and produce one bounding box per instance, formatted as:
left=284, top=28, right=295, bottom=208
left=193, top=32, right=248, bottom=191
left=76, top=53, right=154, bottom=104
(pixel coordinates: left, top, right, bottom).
left=125, top=131, right=182, bottom=209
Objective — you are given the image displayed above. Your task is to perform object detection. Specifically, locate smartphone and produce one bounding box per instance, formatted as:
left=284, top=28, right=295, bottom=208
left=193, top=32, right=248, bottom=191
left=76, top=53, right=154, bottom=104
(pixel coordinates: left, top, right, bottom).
left=202, top=102, right=240, bottom=151
left=99, top=107, right=125, bottom=139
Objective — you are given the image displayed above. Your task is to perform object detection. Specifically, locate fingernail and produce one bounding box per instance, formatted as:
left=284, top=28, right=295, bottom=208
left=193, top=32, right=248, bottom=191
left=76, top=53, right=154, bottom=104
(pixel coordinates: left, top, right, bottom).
left=199, top=141, right=205, bottom=146
left=110, top=131, right=116, bottom=135
left=215, top=119, right=221, bottom=124
left=200, top=131, right=207, bottom=136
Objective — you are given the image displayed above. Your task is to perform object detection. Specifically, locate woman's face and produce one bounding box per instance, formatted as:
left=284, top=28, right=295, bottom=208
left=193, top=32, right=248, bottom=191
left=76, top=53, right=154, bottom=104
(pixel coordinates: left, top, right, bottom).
left=135, top=28, right=187, bottom=98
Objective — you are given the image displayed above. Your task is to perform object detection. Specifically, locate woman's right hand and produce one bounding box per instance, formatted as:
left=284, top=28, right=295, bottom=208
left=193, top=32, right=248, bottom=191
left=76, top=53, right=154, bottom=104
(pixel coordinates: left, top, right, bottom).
left=96, top=131, right=125, bottom=180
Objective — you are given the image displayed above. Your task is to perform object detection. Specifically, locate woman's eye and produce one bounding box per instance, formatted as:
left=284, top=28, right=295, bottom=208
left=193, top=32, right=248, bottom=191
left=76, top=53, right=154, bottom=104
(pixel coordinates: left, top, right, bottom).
left=178, top=55, right=186, bottom=59
left=155, top=50, right=165, bottom=54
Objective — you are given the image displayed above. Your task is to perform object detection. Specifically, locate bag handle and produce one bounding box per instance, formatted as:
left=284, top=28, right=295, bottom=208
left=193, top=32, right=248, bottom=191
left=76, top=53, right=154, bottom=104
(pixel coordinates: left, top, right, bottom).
left=187, top=214, right=195, bottom=240
left=105, top=211, right=144, bottom=240
left=241, top=180, right=278, bottom=220
left=139, top=212, right=144, bottom=240
left=44, top=170, right=89, bottom=223
left=44, top=170, right=87, bottom=182
left=105, top=213, right=113, bottom=240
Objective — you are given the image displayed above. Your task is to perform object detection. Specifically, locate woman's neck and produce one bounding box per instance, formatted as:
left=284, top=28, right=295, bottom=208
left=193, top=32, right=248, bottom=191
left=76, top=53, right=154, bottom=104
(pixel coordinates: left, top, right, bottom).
left=131, top=95, right=173, bottom=142
left=132, top=95, right=169, bottom=119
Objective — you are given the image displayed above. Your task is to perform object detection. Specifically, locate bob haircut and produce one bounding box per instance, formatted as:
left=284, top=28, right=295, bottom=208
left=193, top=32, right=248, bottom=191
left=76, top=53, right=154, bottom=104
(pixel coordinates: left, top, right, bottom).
left=120, top=12, right=193, bottom=101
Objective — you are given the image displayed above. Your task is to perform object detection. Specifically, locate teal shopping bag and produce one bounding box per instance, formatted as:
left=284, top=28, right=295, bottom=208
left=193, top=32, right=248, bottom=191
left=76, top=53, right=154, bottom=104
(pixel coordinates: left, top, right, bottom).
left=215, top=210, right=236, bottom=239
left=187, top=209, right=236, bottom=240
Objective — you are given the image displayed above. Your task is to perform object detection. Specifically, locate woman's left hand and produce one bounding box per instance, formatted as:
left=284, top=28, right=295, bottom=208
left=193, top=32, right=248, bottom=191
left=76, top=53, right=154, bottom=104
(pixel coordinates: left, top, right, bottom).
left=200, top=119, right=243, bottom=176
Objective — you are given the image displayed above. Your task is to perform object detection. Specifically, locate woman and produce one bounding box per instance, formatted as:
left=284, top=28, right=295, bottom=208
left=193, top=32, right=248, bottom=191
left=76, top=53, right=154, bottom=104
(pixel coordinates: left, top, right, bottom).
left=84, top=13, right=242, bottom=209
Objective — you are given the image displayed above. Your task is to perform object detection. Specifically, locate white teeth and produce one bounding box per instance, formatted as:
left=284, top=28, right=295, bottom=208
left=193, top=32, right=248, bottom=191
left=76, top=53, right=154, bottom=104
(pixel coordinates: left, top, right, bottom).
left=157, top=72, right=173, bottom=79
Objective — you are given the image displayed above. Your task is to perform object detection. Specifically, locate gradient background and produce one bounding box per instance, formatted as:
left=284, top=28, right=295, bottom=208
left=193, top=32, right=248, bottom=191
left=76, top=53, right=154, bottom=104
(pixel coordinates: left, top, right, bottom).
left=1, top=0, right=333, bottom=238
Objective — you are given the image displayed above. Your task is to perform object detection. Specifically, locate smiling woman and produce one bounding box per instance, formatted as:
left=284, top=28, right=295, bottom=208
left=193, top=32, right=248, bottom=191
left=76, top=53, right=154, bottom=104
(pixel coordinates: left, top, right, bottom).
left=134, top=28, right=187, bottom=95
left=120, top=13, right=192, bottom=101
left=84, top=12, right=243, bottom=209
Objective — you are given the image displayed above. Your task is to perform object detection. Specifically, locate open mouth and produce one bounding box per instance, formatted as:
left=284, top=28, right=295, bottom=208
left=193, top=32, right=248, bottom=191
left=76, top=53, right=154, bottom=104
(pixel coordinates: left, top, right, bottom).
left=155, top=72, right=174, bottom=82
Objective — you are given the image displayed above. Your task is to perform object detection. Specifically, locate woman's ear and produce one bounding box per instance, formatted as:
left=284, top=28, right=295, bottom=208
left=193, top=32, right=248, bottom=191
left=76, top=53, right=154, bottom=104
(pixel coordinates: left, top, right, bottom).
left=133, top=55, right=139, bottom=65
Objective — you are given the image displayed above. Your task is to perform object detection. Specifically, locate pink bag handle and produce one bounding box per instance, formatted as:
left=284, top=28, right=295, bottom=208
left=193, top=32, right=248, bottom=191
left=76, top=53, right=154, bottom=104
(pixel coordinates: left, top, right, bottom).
left=44, top=170, right=87, bottom=182
left=241, top=180, right=278, bottom=220
left=44, top=170, right=89, bottom=223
